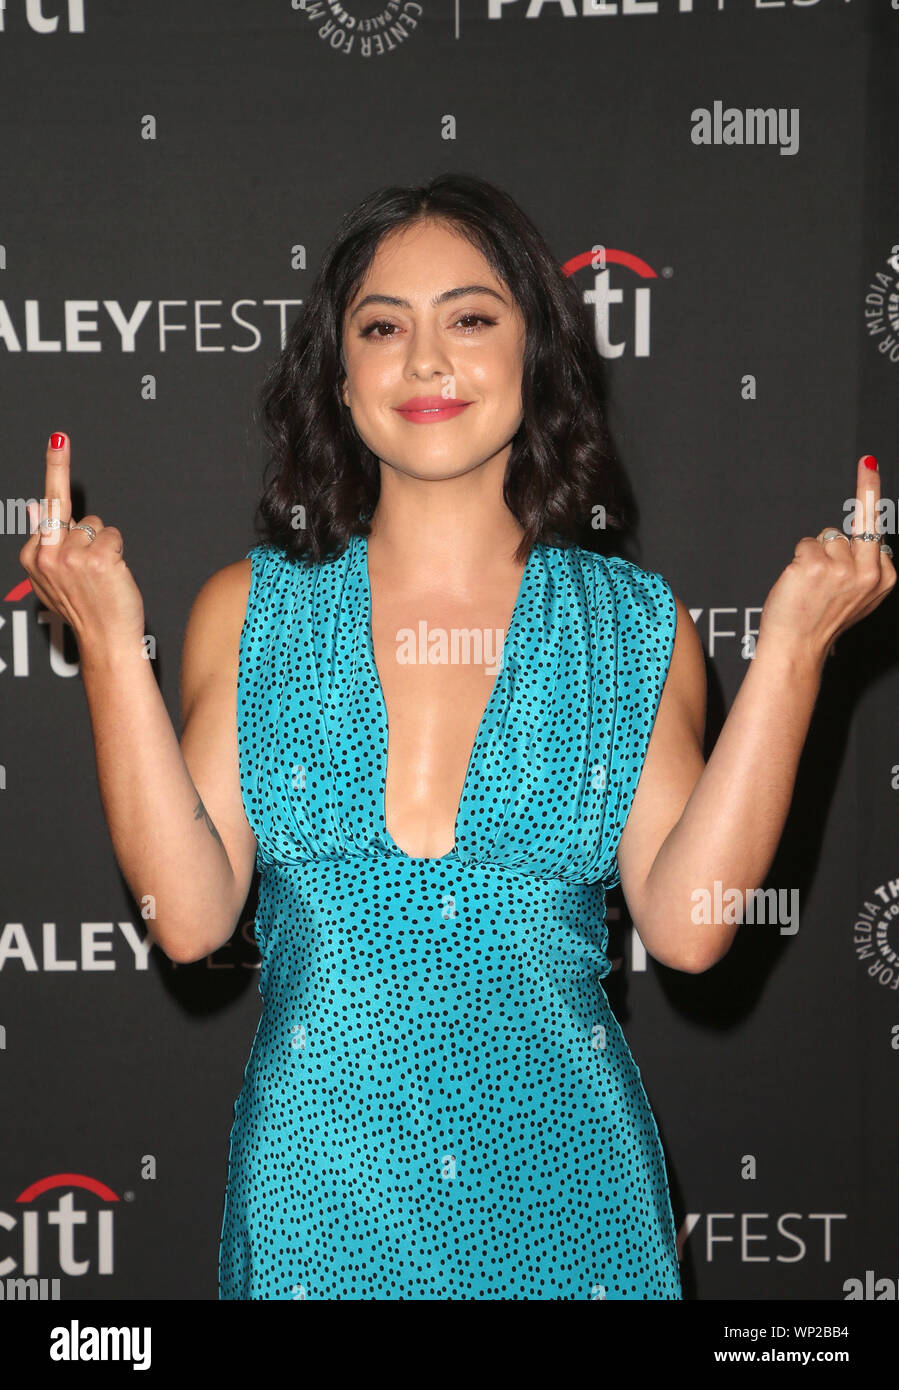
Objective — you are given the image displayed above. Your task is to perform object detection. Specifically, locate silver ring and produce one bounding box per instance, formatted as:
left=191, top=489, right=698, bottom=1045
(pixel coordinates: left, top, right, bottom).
left=71, top=522, right=97, bottom=542
left=40, top=516, right=69, bottom=530
left=820, top=527, right=892, bottom=558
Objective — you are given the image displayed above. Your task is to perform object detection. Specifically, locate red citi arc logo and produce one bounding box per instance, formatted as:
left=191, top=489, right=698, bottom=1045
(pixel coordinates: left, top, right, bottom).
left=4, top=578, right=32, bottom=602
left=1, top=1173, right=119, bottom=1278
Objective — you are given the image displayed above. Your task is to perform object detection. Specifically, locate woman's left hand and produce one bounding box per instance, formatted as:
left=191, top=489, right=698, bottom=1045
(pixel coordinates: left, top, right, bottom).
left=757, top=455, right=896, bottom=667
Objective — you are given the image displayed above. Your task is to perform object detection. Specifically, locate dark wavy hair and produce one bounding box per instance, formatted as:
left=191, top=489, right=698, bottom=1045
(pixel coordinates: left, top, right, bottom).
left=252, top=172, right=634, bottom=565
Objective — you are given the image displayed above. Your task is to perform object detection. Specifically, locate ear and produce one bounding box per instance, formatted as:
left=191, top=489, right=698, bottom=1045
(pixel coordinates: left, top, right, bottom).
left=341, top=378, right=349, bottom=407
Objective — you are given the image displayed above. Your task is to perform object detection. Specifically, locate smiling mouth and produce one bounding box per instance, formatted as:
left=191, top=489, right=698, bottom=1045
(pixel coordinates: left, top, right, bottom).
left=395, top=401, right=474, bottom=415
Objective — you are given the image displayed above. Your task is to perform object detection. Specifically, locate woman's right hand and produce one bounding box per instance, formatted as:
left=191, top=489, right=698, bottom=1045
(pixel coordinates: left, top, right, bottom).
left=18, top=433, right=146, bottom=656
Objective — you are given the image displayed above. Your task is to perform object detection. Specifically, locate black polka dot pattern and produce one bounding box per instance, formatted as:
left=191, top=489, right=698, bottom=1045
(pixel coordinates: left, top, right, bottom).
left=218, top=533, right=680, bottom=1299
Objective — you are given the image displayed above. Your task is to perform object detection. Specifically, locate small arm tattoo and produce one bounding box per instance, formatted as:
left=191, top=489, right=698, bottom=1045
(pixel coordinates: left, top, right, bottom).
left=193, top=794, right=224, bottom=846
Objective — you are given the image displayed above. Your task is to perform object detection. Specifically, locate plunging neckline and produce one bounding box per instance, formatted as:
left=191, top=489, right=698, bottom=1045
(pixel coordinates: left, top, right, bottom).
left=359, top=530, right=538, bottom=863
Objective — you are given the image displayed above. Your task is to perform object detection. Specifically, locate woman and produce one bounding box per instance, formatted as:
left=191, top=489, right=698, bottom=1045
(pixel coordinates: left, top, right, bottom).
left=20, top=174, right=895, bottom=1300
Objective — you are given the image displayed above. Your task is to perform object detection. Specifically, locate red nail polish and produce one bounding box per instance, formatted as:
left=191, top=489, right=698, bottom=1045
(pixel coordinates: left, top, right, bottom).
left=862, top=455, right=878, bottom=470
left=49, top=433, right=66, bottom=450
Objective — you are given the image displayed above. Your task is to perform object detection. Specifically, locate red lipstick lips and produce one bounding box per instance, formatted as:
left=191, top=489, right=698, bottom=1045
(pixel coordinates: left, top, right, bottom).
left=395, top=396, right=473, bottom=424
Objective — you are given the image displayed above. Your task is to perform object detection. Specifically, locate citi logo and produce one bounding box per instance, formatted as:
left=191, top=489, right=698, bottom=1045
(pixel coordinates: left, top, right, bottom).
left=0, top=0, right=85, bottom=32
left=1, top=578, right=79, bottom=678
left=563, top=247, right=661, bottom=359
left=1, top=1173, right=119, bottom=1282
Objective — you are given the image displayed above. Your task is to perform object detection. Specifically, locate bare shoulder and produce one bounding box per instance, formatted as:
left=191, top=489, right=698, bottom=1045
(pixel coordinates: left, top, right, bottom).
left=662, top=593, right=706, bottom=740
left=189, top=556, right=253, bottom=624
left=180, top=557, right=253, bottom=717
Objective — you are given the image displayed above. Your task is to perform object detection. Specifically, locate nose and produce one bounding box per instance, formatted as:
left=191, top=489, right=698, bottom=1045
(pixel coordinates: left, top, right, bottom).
left=403, top=318, right=453, bottom=381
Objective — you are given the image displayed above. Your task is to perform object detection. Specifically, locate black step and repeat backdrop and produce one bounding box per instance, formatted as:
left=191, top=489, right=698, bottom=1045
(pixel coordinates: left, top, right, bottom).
left=2, top=0, right=897, bottom=1304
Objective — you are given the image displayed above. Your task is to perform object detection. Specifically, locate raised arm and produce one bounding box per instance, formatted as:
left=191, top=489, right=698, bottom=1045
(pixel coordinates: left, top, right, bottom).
left=19, top=432, right=257, bottom=964
left=617, top=455, right=895, bottom=974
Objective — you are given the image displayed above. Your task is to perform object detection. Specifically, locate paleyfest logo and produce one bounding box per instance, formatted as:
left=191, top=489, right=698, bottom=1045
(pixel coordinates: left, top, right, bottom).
left=853, top=877, right=899, bottom=991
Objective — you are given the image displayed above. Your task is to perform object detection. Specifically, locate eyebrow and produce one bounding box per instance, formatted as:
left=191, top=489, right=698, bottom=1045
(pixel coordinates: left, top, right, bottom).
left=348, top=284, right=508, bottom=320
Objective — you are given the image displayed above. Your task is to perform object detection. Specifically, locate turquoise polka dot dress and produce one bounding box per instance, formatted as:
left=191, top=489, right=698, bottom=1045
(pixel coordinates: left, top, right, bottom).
left=218, top=532, right=681, bottom=1299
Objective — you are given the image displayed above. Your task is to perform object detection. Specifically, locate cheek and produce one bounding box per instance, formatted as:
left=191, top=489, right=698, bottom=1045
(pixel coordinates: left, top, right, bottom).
left=480, top=357, right=523, bottom=411
left=347, top=355, right=386, bottom=407
left=477, top=339, right=522, bottom=388
left=360, top=357, right=397, bottom=399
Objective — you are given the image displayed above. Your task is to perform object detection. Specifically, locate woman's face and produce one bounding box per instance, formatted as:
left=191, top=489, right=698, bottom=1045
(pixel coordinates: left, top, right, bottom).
left=340, top=220, right=526, bottom=481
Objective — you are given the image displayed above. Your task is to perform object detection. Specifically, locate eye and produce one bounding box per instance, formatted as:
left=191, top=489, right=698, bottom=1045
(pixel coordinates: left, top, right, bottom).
left=456, top=313, right=497, bottom=332
left=358, top=313, right=498, bottom=341
left=358, top=320, right=399, bottom=340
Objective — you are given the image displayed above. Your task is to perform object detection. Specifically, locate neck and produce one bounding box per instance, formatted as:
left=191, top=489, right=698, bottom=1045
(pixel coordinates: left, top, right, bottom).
left=364, top=455, right=529, bottom=593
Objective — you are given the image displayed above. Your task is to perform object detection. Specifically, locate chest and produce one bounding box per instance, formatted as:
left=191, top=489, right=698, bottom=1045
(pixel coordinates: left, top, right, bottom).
left=369, top=583, right=520, bottom=858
